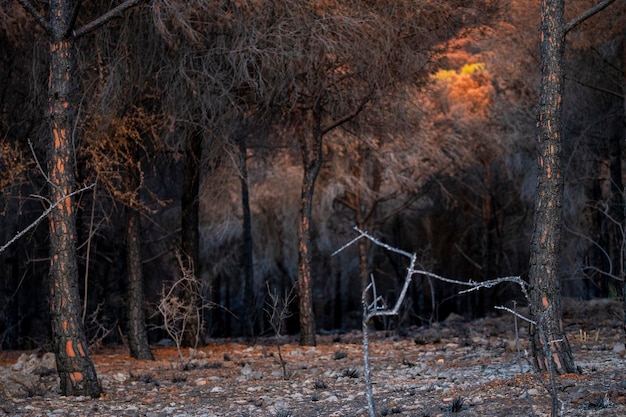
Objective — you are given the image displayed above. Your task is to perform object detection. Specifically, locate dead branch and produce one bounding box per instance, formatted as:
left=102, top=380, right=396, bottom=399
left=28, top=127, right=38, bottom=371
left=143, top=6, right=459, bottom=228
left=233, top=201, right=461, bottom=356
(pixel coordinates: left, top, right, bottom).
left=335, top=226, right=531, bottom=417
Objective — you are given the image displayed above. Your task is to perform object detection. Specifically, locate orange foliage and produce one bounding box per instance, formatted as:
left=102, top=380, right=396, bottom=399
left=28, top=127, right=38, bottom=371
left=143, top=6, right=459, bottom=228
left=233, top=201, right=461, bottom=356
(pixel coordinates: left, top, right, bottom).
left=432, top=62, right=494, bottom=121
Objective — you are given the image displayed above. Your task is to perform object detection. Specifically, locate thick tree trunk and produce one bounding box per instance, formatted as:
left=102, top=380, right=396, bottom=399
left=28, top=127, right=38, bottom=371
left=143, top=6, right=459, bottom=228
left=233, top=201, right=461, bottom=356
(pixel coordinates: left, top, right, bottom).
left=297, top=114, right=323, bottom=346
left=125, top=162, right=153, bottom=360
left=180, top=131, right=204, bottom=347
left=528, top=0, right=577, bottom=375
left=239, top=137, right=256, bottom=337
left=47, top=0, right=100, bottom=397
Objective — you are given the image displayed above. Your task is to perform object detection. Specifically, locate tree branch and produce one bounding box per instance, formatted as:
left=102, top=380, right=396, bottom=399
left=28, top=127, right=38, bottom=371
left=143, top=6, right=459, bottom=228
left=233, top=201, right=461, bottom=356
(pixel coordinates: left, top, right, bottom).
left=72, top=0, right=144, bottom=38
left=0, top=184, right=95, bottom=256
left=320, top=95, right=371, bottom=136
left=565, top=0, right=618, bottom=34
left=16, top=0, right=52, bottom=35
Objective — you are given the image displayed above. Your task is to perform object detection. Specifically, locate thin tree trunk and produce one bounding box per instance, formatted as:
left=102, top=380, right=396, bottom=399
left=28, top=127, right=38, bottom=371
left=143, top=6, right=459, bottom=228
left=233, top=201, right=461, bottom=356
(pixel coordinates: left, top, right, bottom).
left=353, top=147, right=371, bottom=296
left=239, top=136, right=255, bottom=337
left=297, top=113, right=323, bottom=346
left=125, top=162, right=153, bottom=360
left=180, top=131, right=203, bottom=347
left=622, top=35, right=626, bottom=340
left=528, top=0, right=577, bottom=375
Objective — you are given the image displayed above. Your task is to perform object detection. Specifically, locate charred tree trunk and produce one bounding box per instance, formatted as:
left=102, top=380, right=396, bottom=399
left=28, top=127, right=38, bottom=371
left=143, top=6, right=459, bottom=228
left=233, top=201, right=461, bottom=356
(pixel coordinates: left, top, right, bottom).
left=622, top=35, right=626, bottom=339
left=297, top=111, right=323, bottom=346
left=16, top=0, right=143, bottom=395
left=124, top=161, right=153, bottom=360
left=239, top=136, right=256, bottom=337
left=528, top=0, right=577, bottom=375
left=46, top=0, right=101, bottom=398
left=180, top=130, right=204, bottom=347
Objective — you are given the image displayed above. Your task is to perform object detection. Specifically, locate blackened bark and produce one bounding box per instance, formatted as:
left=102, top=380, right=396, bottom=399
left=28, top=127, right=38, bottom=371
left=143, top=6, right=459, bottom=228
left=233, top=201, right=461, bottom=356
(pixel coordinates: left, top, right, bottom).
left=16, top=0, right=144, bottom=396
left=622, top=36, right=626, bottom=340
left=607, top=131, right=623, bottom=284
left=528, top=0, right=577, bottom=375
left=180, top=130, right=203, bottom=347
left=125, top=162, right=153, bottom=360
left=297, top=112, right=322, bottom=346
left=47, top=0, right=100, bottom=397
left=239, top=137, right=255, bottom=337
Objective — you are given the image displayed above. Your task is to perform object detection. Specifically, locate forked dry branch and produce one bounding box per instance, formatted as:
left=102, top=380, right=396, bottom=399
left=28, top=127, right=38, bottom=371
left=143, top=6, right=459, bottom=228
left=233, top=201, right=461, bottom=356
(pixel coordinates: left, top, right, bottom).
left=334, top=227, right=562, bottom=417
left=264, top=282, right=297, bottom=380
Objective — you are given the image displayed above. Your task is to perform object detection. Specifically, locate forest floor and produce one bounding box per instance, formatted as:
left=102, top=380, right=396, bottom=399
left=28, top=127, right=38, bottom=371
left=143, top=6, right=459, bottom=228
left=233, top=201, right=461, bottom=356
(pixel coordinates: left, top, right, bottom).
left=1, top=299, right=625, bottom=417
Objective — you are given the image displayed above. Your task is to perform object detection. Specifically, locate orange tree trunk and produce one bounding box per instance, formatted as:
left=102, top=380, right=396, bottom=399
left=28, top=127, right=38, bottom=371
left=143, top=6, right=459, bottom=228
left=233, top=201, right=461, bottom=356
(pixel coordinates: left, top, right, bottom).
left=47, top=0, right=100, bottom=397
left=297, top=112, right=323, bottom=346
left=528, top=0, right=577, bottom=375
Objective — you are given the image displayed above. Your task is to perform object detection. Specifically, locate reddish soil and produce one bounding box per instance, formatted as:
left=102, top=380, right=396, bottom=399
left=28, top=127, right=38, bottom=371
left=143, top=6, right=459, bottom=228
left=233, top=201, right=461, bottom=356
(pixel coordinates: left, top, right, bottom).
left=1, top=299, right=625, bottom=417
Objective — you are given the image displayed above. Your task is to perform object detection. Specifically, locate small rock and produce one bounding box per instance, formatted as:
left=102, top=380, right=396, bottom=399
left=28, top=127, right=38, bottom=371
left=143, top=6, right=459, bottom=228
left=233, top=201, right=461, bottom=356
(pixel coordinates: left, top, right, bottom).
left=156, top=338, right=176, bottom=347
left=113, top=372, right=127, bottom=383
left=443, top=312, right=464, bottom=324
left=41, top=352, right=57, bottom=370
left=613, top=343, right=625, bottom=353
left=414, top=328, right=441, bottom=345
left=240, top=363, right=252, bottom=376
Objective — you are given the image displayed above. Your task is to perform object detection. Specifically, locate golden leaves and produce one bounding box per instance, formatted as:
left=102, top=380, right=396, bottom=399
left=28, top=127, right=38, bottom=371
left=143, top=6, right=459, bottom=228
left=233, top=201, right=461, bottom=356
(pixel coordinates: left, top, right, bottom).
left=82, top=107, right=161, bottom=212
left=431, top=62, right=494, bottom=120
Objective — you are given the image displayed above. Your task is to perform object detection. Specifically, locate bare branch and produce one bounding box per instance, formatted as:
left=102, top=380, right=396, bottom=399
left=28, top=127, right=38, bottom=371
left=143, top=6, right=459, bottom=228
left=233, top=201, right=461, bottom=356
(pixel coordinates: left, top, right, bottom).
left=0, top=183, right=95, bottom=255
left=565, top=0, right=619, bottom=34
left=16, top=0, right=51, bottom=35
left=495, top=306, right=536, bottom=326
left=72, top=0, right=144, bottom=38
left=337, top=226, right=530, bottom=301
left=28, top=139, right=63, bottom=198
left=338, top=227, right=531, bottom=417
left=321, top=95, right=371, bottom=136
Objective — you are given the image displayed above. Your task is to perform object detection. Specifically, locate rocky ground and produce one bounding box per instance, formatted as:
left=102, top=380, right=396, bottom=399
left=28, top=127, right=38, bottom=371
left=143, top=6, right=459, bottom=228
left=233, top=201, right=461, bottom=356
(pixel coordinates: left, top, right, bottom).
left=1, top=299, right=625, bottom=417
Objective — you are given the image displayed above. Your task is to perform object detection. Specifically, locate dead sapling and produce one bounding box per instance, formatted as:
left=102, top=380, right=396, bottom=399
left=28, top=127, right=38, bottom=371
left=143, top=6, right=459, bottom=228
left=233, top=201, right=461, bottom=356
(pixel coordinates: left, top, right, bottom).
left=333, top=227, right=532, bottom=417
left=264, top=282, right=296, bottom=380
left=152, top=252, right=211, bottom=369
left=84, top=301, right=117, bottom=351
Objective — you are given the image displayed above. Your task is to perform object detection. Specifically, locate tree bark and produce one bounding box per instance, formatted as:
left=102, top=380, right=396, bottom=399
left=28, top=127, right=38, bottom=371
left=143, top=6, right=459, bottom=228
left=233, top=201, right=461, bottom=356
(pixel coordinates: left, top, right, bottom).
left=180, top=130, right=204, bottom=347
left=622, top=35, right=626, bottom=340
left=297, top=112, right=323, bottom=346
left=124, top=162, right=153, bottom=360
left=239, top=136, right=256, bottom=337
left=47, top=0, right=101, bottom=397
left=16, top=0, right=143, bottom=389
left=528, top=0, right=578, bottom=375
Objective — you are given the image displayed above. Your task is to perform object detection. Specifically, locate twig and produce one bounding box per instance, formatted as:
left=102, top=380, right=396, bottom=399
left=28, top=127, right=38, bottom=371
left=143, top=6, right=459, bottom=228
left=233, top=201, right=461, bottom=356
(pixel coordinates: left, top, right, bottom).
left=495, top=306, right=536, bottom=326
left=264, top=282, right=296, bottom=380
left=0, top=184, right=95, bottom=255
left=83, top=177, right=99, bottom=323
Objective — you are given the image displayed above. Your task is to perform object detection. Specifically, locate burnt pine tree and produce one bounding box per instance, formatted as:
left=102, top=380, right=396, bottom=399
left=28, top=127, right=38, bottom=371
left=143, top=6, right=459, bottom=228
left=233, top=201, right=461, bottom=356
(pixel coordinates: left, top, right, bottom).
left=125, top=143, right=154, bottom=360
left=529, top=0, right=618, bottom=375
left=17, top=0, right=144, bottom=397
left=180, top=129, right=204, bottom=347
